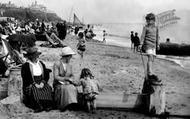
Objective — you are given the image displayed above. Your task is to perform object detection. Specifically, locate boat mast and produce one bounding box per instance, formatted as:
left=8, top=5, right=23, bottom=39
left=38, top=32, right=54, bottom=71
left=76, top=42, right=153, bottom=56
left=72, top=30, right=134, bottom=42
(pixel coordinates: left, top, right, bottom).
left=68, top=6, right=73, bottom=23
left=82, top=16, right=84, bottom=24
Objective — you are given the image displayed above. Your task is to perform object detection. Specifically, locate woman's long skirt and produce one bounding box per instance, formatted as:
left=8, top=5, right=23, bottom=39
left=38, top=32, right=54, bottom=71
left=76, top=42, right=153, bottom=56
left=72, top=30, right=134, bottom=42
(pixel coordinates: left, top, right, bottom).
left=54, top=84, right=78, bottom=110
left=23, top=83, right=53, bottom=109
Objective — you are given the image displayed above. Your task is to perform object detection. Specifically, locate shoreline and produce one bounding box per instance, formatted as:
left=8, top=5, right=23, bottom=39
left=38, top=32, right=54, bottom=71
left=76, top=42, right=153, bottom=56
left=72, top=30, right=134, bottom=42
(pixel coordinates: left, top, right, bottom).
left=93, top=37, right=190, bottom=69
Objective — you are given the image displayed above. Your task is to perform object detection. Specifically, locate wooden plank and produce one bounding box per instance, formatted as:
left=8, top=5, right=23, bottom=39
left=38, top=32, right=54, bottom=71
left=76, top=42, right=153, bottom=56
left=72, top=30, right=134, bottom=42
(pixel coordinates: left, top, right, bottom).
left=96, top=93, right=190, bottom=117
left=96, top=93, right=144, bottom=109
left=149, top=85, right=166, bottom=115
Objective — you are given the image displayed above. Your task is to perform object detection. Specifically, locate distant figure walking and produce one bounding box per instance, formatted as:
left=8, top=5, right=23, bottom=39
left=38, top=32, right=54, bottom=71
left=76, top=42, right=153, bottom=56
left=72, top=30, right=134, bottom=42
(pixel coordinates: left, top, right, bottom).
left=130, top=31, right=135, bottom=50
left=166, top=38, right=170, bottom=43
left=133, top=32, right=140, bottom=52
left=141, top=13, right=160, bottom=75
left=77, top=32, right=86, bottom=59
left=103, top=30, right=107, bottom=43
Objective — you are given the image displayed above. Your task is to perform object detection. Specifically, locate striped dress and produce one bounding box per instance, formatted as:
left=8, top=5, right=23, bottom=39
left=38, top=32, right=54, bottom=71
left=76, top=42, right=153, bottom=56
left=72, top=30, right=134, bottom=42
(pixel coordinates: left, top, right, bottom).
left=21, top=61, right=53, bottom=109
left=30, top=76, right=52, bottom=101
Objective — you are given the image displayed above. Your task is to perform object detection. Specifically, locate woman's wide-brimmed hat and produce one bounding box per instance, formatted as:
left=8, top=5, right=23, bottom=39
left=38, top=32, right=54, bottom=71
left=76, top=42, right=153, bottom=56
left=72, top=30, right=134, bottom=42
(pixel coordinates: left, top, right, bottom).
left=23, top=46, right=41, bottom=57
left=60, top=46, right=76, bottom=57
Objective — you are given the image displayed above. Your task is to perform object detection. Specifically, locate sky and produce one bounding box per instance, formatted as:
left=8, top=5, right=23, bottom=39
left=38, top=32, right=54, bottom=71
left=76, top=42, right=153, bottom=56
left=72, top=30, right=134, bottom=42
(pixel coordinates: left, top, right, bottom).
left=0, top=0, right=190, bottom=23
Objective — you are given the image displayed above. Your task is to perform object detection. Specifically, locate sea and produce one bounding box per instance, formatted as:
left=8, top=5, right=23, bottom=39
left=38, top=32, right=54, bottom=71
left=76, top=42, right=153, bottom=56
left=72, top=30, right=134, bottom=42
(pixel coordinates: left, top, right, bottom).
left=93, top=20, right=190, bottom=69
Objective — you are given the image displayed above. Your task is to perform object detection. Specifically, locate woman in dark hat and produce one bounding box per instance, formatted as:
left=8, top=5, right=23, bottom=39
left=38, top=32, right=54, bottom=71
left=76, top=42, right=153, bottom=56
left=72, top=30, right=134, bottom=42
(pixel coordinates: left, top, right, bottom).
left=21, top=46, right=53, bottom=112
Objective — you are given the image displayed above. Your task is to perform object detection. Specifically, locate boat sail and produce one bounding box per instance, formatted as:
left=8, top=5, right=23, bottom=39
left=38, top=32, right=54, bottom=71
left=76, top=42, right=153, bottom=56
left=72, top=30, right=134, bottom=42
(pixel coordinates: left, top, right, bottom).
left=73, top=13, right=84, bottom=26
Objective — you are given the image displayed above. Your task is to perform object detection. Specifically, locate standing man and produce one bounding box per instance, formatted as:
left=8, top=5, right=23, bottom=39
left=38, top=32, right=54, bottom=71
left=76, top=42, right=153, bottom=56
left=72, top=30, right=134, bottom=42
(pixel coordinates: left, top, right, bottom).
left=130, top=31, right=134, bottom=50
left=41, top=20, right=46, bottom=33
left=74, top=25, right=79, bottom=36
left=56, top=21, right=67, bottom=41
left=133, top=32, right=140, bottom=52
left=103, top=30, right=107, bottom=43
left=62, top=21, right=67, bottom=40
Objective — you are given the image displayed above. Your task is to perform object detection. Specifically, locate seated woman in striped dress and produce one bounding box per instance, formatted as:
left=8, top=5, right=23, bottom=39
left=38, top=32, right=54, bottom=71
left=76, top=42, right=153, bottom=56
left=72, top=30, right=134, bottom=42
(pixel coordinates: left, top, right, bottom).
left=21, top=46, right=53, bottom=113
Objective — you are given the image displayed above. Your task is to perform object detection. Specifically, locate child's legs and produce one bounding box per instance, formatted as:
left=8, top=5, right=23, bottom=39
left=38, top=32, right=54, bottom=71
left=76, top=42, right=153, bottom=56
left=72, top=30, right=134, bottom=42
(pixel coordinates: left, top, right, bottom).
left=146, top=48, right=156, bottom=75
left=78, top=50, right=84, bottom=59
left=86, top=101, right=91, bottom=111
left=137, top=45, right=140, bottom=52
left=81, top=52, right=84, bottom=58
left=147, top=55, right=152, bottom=74
left=147, top=54, right=154, bottom=75
left=134, top=45, right=138, bottom=52
left=92, top=99, right=96, bottom=110
left=77, top=50, right=82, bottom=57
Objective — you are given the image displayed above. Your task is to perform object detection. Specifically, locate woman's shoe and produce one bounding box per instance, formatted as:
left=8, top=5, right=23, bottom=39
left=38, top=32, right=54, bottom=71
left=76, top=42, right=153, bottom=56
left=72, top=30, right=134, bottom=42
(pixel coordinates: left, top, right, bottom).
left=44, top=107, right=52, bottom=112
left=34, top=108, right=43, bottom=113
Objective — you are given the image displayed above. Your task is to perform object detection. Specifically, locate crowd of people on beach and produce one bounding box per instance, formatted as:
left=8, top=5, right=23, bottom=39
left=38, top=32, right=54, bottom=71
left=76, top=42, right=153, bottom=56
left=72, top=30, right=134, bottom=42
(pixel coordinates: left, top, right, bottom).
left=0, top=18, right=66, bottom=77
left=0, top=12, right=168, bottom=116
left=0, top=17, right=101, bottom=113
left=20, top=45, right=100, bottom=113
left=18, top=45, right=100, bottom=113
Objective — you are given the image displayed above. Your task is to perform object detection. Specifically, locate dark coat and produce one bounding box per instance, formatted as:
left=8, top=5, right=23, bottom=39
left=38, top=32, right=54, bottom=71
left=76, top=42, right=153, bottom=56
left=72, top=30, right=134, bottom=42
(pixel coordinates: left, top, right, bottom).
left=21, top=61, right=51, bottom=92
left=134, top=36, right=140, bottom=46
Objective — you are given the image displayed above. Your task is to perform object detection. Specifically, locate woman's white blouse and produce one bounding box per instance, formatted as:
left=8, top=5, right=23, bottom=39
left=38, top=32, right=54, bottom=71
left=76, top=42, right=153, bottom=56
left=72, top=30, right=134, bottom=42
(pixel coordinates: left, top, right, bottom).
left=29, top=60, right=42, bottom=76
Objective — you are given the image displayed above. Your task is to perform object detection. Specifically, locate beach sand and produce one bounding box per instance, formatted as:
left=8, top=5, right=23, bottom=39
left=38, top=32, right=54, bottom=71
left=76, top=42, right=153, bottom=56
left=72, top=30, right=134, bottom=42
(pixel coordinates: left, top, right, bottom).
left=1, top=35, right=190, bottom=119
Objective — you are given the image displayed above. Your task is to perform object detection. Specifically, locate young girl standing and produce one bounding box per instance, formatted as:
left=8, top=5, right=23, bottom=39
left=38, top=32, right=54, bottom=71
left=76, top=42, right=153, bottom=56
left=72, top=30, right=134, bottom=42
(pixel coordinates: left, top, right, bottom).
left=79, top=68, right=100, bottom=113
left=141, top=13, right=159, bottom=75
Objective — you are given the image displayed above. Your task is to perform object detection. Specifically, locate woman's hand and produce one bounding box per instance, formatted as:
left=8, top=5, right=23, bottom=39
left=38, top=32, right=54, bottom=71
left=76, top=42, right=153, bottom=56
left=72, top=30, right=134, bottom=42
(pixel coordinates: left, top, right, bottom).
left=35, top=82, right=44, bottom=88
left=67, top=78, right=73, bottom=82
left=39, top=82, right=44, bottom=88
left=35, top=83, right=41, bottom=88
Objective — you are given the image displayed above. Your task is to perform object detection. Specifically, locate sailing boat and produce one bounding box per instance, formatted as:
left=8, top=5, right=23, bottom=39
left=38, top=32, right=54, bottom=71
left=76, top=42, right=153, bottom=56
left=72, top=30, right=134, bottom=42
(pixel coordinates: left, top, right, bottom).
left=73, top=13, right=84, bottom=26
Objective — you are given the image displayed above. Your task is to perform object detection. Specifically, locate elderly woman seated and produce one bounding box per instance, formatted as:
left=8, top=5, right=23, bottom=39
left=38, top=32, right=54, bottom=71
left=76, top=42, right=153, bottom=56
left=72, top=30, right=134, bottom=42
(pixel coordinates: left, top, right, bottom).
left=21, top=46, right=53, bottom=112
